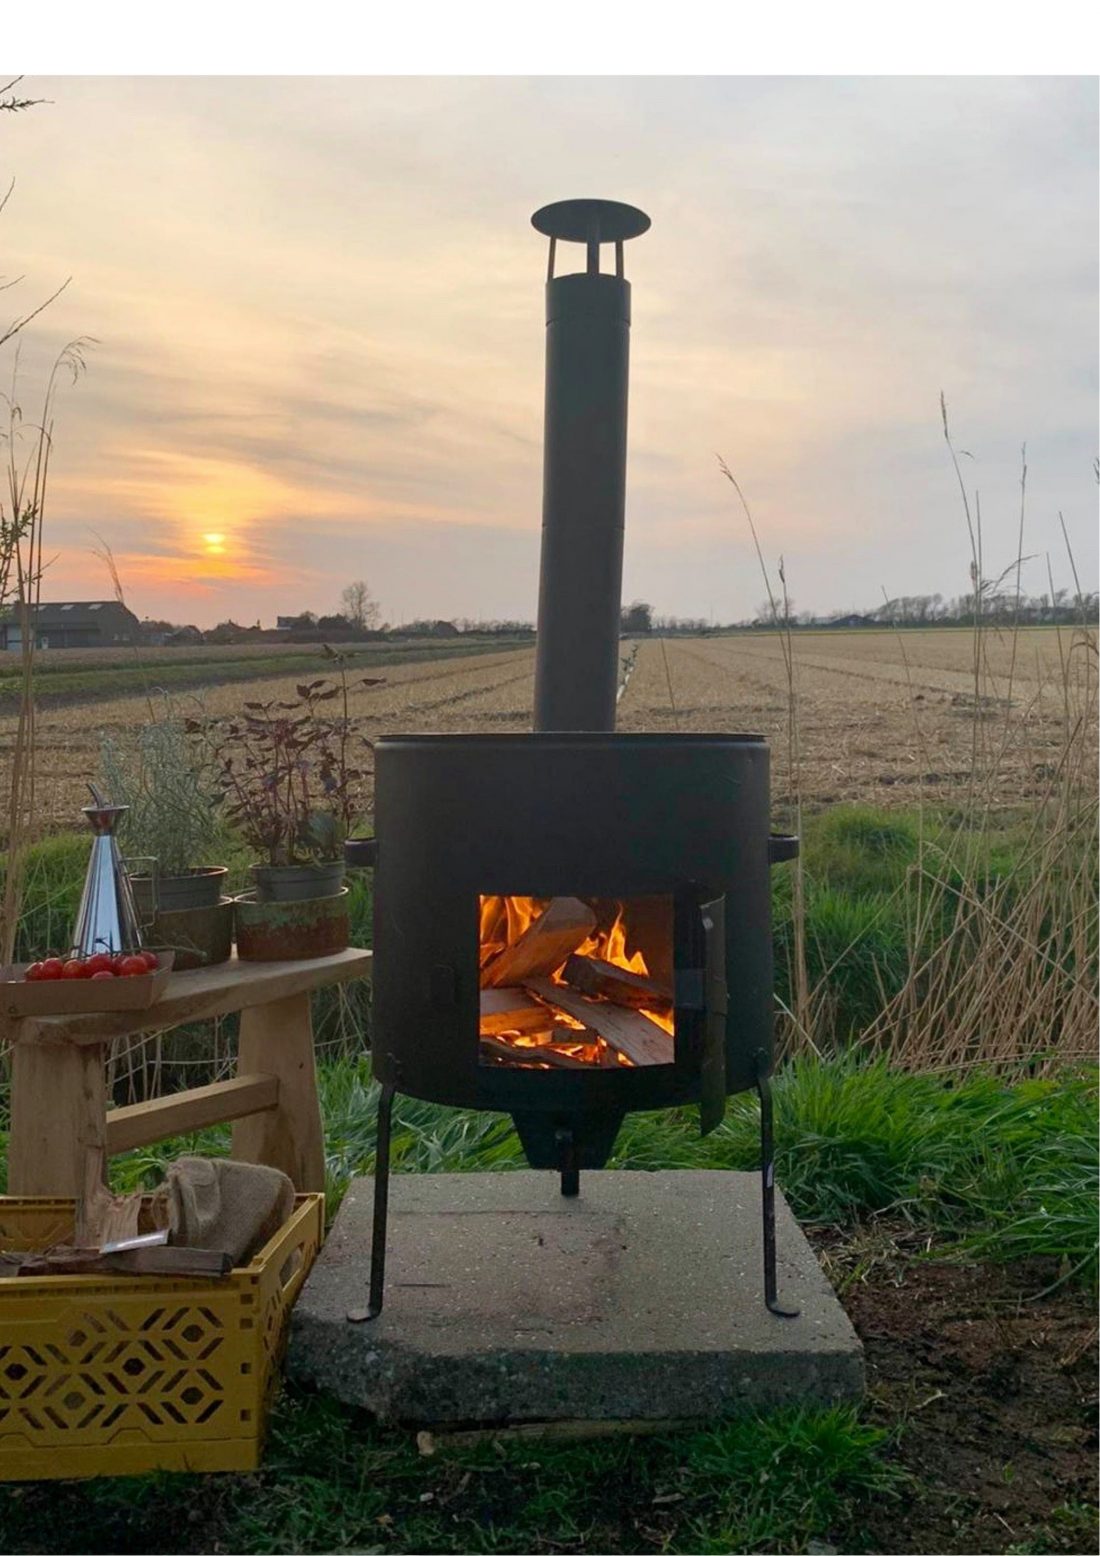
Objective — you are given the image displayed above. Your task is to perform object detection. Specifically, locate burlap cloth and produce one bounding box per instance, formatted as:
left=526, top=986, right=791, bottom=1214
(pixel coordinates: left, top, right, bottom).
left=163, top=1156, right=295, bottom=1265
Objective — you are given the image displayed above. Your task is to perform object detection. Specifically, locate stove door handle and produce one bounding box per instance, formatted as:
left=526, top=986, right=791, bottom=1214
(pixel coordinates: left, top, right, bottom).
left=767, top=833, right=800, bottom=865
left=698, top=894, right=727, bottom=1137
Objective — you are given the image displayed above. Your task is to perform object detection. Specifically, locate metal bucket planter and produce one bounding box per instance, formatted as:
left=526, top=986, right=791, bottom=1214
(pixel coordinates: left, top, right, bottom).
left=130, top=866, right=228, bottom=921
left=234, top=887, right=349, bottom=962
left=150, top=896, right=235, bottom=971
left=250, top=861, right=346, bottom=903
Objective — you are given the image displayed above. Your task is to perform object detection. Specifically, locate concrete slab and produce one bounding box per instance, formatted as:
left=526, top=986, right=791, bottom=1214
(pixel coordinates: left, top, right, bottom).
left=287, top=1170, right=863, bottom=1425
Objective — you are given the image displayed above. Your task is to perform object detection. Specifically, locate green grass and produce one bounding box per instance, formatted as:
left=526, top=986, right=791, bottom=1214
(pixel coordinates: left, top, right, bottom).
left=0, top=796, right=1095, bottom=1550
left=0, top=1394, right=902, bottom=1554
left=4, top=1053, right=1091, bottom=1282
left=10, top=803, right=1091, bottom=1055
left=0, top=1057, right=1091, bottom=1551
left=770, top=803, right=1096, bottom=1043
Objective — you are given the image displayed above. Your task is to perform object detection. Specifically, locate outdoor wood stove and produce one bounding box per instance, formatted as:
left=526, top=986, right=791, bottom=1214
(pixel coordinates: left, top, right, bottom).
left=348, top=201, right=798, bottom=1323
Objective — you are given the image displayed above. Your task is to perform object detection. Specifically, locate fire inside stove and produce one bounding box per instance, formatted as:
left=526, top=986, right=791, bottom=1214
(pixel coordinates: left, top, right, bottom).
left=478, top=895, right=675, bottom=1069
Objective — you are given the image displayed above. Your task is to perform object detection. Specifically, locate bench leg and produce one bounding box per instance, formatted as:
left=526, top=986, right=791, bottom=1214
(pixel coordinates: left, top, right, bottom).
left=231, top=992, right=325, bottom=1191
left=8, top=1040, right=107, bottom=1197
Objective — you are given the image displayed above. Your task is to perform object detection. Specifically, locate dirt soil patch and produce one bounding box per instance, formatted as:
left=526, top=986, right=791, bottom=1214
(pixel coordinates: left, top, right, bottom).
left=813, top=1225, right=1098, bottom=1554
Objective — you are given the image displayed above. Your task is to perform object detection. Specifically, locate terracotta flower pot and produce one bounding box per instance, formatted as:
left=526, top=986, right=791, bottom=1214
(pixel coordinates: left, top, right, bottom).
left=149, top=896, right=235, bottom=971
left=234, top=887, right=349, bottom=962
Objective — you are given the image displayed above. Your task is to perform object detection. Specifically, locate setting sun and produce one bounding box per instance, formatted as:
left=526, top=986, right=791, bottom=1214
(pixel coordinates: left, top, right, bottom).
left=202, top=532, right=227, bottom=553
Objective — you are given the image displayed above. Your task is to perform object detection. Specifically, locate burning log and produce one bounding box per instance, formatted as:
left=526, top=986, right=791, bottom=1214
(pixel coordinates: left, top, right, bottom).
left=480, top=897, right=596, bottom=989
left=479, top=988, right=555, bottom=1037
left=479, top=1036, right=591, bottom=1069
left=562, top=954, right=673, bottom=1011
left=524, top=978, right=673, bottom=1067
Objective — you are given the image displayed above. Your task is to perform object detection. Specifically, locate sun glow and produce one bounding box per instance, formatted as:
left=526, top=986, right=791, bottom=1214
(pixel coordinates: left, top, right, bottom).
left=202, top=532, right=227, bottom=554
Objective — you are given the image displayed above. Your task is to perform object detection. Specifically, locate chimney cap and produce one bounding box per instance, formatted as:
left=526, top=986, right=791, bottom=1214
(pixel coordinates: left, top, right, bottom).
left=531, top=199, right=650, bottom=245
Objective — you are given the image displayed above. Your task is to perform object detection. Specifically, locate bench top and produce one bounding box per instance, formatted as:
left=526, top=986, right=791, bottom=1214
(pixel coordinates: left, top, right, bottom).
left=2, top=947, right=373, bottom=1047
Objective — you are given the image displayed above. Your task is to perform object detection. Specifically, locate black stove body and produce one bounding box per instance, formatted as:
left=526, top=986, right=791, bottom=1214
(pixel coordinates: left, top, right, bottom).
left=349, top=201, right=798, bottom=1323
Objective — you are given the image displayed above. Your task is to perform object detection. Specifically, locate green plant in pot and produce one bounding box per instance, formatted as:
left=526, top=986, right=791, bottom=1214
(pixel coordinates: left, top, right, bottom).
left=202, top=665, right=376, bottom=960
left=100, top=709, right=232, bottom=967
left=101, top=715, right=229, bottom=915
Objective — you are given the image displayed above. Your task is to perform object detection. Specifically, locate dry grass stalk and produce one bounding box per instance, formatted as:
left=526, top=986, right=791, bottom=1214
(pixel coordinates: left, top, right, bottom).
left=718, top=456, right=811, bottom=1046
left=846, top=432, right=1094, bottom=1072
left=0, top=345, right=88, bottom=970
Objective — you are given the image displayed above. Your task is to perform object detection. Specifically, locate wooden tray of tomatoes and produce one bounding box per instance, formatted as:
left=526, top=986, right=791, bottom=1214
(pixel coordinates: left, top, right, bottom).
left=3, top=950, right=175, bottom=1017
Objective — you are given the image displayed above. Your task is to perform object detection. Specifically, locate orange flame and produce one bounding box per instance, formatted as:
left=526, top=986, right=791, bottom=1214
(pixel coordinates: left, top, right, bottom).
left=478, top=895, right=675, bottom=1067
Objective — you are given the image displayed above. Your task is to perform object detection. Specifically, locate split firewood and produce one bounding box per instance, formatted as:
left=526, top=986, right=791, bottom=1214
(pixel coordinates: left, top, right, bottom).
left=479, top=988, right=555, bottom=1037
left=15, top=1244, right=232, bottom=1278
left=75, top=1143, right=158, bottom=1249
left=480, top=897, right=596, bottom=989
left=524, top=978, right=673, bottom=1066
left=479, top=1035, right=590, bottom=1069
left=562, top=954, right=673, bottom=1011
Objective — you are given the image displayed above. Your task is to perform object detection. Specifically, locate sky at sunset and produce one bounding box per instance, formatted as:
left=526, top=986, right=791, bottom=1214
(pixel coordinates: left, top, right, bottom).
left=2, top=75, right=1096, bottom=628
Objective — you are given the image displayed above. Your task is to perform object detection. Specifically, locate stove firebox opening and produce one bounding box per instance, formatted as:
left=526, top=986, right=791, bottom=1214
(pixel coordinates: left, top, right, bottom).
left=478, top=894, right=675, bottom=1069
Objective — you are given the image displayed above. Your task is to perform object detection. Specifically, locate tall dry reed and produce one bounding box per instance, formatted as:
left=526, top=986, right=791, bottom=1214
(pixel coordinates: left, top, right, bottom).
left=722, top=418, right=1098, bottom=1075
left=0, top=344, right=89, bottom=969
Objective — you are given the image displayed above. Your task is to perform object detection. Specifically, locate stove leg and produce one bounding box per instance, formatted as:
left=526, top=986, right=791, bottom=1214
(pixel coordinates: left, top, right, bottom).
left=555, top=1126, right=580, bottom=1197
left=754, top=1061, right=799, bottom=1319
left=347, top=1082, right=395, bottom=1323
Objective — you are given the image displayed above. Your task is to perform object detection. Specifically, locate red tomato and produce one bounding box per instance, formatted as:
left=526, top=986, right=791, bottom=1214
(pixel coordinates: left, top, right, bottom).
left=39, top=957, right=65, bottom=980
left=90, top=969, right=116, bottom=980
left=140, top=950, right=159, bottom=971
left=119, top=955, right=149, bottom=978
left=84, top=953, right=115, bottom=977
left=24, top=962, right=44, bottom=981
left=62, top=959, right=89, bottom=979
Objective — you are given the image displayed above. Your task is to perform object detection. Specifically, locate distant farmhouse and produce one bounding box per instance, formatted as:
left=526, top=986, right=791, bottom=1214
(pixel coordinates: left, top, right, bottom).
left=828, top=613, right=877, bottom=629
left=0, top=600, right=141, bottom=651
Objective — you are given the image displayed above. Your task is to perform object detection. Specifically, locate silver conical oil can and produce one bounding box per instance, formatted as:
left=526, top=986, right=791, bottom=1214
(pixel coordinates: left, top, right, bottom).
left=71, top=787, right=144, bottom=957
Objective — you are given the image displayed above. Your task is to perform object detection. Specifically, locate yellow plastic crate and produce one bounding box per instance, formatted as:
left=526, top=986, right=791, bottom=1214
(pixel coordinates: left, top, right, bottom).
left=0, top=1192, right=324, bottom=1480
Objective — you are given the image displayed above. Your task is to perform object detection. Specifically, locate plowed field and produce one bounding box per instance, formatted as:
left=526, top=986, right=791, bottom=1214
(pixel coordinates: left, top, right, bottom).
left=5, top=628, right=1092, bottom=831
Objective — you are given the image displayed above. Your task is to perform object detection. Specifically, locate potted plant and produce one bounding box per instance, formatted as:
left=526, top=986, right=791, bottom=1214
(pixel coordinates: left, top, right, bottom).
left=100, top=710, right=232, bottom=967
left=202, top=661, right=377, bottom=959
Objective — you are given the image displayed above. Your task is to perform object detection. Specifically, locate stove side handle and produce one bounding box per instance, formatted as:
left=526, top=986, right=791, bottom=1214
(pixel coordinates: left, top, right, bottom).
left=344, top=837, right=378, bottom=869
left=767, top=834, right=800, bottom=865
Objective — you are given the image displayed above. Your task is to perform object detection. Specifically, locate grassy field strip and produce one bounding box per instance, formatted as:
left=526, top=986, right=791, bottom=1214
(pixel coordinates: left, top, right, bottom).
left=0, top=637, right=533, bottom=707
left=2, top=646, right=536, bottom=829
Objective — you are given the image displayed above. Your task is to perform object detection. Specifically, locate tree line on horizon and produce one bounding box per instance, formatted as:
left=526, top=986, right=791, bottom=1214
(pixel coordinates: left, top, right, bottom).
left=137, top=582, right=1099, bottom=647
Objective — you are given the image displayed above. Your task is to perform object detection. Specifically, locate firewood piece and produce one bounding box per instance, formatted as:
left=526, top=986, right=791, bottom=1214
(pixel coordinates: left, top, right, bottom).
left=15, top=1244, right=233, bottom=1278
left=479, top=988, right=555, bottom=1037
left=479, top=1036, right=590, bottom=1069
left=563, top=954, right=673, bottom=1011
left=524, top=978, right=673, bottom=1067
left=480, top=898, right=596, bottom=989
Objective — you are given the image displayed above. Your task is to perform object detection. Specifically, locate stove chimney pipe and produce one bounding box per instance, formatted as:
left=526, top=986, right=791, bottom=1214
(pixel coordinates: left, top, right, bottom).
left=531, top=199, right=651, bottom=732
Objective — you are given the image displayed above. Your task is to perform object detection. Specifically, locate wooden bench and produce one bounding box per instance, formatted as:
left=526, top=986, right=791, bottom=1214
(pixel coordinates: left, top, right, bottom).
left=1, top=948, right=372, bottom=1196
